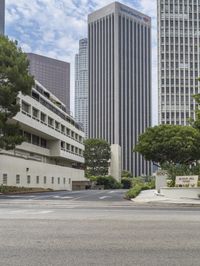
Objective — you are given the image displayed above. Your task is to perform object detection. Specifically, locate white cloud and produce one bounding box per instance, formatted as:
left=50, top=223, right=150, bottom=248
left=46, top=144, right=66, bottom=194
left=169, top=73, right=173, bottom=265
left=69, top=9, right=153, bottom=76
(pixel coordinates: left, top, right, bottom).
left=5, top=0, right=157, bottom=123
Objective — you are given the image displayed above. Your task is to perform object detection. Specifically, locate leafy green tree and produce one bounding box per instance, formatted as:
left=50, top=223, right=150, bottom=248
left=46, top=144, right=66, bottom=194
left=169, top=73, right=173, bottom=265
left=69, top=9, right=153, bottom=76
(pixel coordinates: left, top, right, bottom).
left=84, top=138, right=111, bottom=176
left=134, top=124, right=200, bottom=165
left=0, top=36, right=34, bottom=150
left=96, top=176, right=122, bottom=189
left=192, top=91, right=200, bottom=130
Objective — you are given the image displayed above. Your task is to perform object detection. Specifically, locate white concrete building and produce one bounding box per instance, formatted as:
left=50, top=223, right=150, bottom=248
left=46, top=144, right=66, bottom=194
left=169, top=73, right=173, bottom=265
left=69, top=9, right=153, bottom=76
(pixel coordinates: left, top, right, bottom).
left=158, top=0, right=200, bottom=125
left=0, top=81, right=87, bottom=190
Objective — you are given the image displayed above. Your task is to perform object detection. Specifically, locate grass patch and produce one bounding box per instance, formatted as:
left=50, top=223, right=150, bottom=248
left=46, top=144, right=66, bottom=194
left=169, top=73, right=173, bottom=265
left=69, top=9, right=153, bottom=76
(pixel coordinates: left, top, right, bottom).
left=0, top=185, right=53, bottom=194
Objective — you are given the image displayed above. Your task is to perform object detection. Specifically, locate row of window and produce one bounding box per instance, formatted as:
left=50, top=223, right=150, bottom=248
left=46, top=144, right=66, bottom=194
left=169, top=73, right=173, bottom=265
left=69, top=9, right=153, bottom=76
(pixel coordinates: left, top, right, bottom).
left=21, top=101, right=83, bottom=144
left=161, top=70, right=198, bottom=75
left=20, top=130, right=84, bottom=157
left=161, top=54, right=200, bottom=61
left=161, top=112, right=191, bottom=119
left=162, top=100, right=194, bottom=105
left=161, top=20, right=199, bottom=28
left=161, top=120, right=189, bottom=125
left=160, top=62, right=199, bottom=68
left=161, top=31, right=200, bottom=36
left=161, top=36, right=199, bottom=43
left=160, top=0, right=197, bottom=4
left=161, top=47, right=199, bottom=53
left=160, top=87, right=199, bottom=93
left=161, top=104, right=196, bottom=110
left=161, top=8, right=199, bottom=17
left=161, top=79, right=198, bottom=85
left=161, top=30, right=200, bottom=36
left=1, top=174, right=71, bottom=186
left=33, top=85, right=82, bottom=131
left=21, top=131, right=47, bottom=148
left=60, top=141, right=83, bottom=156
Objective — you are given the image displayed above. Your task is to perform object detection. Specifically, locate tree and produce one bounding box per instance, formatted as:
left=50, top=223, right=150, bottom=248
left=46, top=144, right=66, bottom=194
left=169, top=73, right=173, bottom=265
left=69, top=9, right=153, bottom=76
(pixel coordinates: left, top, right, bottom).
left=84, top=138, right=111, bottom=176
left=134, top=124, right=200, bottom=165
left=192, top=91, right=200, bottom=130
left=0, top=36, right=34, bottom=150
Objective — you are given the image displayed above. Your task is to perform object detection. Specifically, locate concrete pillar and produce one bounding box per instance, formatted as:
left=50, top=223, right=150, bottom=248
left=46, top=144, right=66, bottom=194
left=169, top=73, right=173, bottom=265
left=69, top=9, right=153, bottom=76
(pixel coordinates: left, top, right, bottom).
left=109, top=144, right=121, bottom=182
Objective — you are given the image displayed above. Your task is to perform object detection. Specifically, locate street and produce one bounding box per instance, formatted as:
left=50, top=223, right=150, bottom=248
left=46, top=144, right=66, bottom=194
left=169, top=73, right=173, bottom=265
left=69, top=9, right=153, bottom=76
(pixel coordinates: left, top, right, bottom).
left=0, top=190, right=200, bottom=266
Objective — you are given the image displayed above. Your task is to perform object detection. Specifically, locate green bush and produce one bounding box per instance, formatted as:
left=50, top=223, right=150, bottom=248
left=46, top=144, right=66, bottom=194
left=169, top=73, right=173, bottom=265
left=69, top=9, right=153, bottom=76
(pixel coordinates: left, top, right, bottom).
left=0, top=185, right=53, bottom=194
left=96, top=175, right=122, bottom=189
left=125, top=185, right=142, bottom=199
left=125, top=179, right=155, bottom=199
left=121, top=170, right=133, bottom=178
left=121, top=178, right=133, bottom=189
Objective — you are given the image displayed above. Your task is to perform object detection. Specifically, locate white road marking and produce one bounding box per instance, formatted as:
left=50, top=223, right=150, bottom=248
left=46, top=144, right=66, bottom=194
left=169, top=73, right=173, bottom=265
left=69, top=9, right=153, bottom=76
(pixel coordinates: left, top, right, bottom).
left=10, top=210, right=26, bottom=213
left=7, top=195, right=36, bottom=198
left=28, top=210, right=53, bottom=215
left=53, top=196, right=73, bottom=199
left=99, top=196, right=112, bottom=200
left=9, top=210, right=54, bottom=215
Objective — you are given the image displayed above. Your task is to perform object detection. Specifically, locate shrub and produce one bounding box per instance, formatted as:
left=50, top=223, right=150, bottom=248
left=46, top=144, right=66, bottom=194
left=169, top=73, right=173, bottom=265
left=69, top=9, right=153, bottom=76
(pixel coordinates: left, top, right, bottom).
left=121, top=170, right=133, bottom=178
left=121, top=178, right=133, bottom=189
left=0, top=185, right=53, bottom=194
left=96, top=175, right=122, bottom=189
left=125, top=185, right=142, bottom=199
left=125, top=180, right=155, bottom=199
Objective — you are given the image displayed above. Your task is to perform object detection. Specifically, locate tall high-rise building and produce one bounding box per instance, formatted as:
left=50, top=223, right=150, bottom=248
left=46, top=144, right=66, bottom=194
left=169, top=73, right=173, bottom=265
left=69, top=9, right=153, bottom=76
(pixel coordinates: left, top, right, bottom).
left=75, top=38, right=88, bottom=137
left=88, top=2, right=152, bottom=176
left=27, top=53, right=70, bottom=113
left=158, top=0, right=200, bottom=125
left=0, top=0, right=5, bottom=35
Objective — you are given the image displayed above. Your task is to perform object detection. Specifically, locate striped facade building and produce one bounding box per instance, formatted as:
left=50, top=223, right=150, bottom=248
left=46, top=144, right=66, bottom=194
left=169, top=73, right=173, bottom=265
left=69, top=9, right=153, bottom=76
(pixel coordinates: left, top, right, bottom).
left=158, top=0, right=200, bottom=125
left=75, top=38, right=88, bottom=138
left=88, top=2, right=152, bottom=176
left=0, top=0, right=5, bottom=35
left=27, top=53, right=71, bottom=114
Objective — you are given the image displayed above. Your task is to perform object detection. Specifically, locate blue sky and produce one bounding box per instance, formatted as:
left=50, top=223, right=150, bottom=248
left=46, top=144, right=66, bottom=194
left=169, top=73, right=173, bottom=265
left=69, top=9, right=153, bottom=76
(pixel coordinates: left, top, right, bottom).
left=5, top=0, right=157, bottom=123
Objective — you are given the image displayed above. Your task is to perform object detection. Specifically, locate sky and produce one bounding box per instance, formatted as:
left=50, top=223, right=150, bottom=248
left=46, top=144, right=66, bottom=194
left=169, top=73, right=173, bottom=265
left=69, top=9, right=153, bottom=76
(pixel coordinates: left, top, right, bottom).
left=5, top=0, right=157, bottom=124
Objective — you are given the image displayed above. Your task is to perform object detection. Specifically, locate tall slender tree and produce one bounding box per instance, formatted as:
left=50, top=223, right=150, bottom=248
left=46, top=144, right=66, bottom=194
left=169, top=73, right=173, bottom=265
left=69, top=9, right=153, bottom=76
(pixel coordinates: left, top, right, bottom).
left=84, top=138, right=111, bottom=176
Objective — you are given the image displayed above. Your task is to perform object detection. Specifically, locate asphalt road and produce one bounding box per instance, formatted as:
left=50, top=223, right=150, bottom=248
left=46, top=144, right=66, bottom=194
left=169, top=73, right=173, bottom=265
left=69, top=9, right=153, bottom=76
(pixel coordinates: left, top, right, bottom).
left=0, top=189, right=128, bottom=202
left=0, top=190, right=200, bottom=266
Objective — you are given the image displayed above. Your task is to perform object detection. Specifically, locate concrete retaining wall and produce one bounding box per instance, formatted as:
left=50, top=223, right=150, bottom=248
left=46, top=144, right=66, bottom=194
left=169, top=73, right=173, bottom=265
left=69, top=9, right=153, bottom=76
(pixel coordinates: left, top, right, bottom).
left=160, top=187, right=200, bottom=199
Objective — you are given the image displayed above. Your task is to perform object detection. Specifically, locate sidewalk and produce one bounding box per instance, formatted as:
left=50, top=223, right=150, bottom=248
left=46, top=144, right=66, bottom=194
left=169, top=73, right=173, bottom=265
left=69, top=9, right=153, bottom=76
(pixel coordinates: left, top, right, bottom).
left=132, top=189, right=200, bottom=205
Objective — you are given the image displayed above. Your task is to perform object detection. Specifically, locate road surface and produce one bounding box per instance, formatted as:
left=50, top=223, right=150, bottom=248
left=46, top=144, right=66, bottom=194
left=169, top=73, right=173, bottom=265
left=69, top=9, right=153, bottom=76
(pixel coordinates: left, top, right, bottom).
left=0, top=190, right=200, bottom=266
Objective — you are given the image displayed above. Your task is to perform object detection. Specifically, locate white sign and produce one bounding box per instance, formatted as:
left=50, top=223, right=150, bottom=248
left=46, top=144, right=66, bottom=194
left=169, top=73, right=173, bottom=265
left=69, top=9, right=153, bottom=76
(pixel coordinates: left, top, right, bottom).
left=156, top=170, right=168, bottom=177
left=176, top=176, right=198, bottom=187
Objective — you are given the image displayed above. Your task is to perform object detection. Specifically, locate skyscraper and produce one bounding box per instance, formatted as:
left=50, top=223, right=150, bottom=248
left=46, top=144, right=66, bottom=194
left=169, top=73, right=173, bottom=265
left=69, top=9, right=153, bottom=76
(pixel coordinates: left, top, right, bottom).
left=88, top=2, right=152, bottom=176
left=158, top=0, right=200, bottom=125
left=27, top=53, right=70, bottom=113
left=0, top=0, right=5, bottom=35
left=75, top=38, right=88, bottom=137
